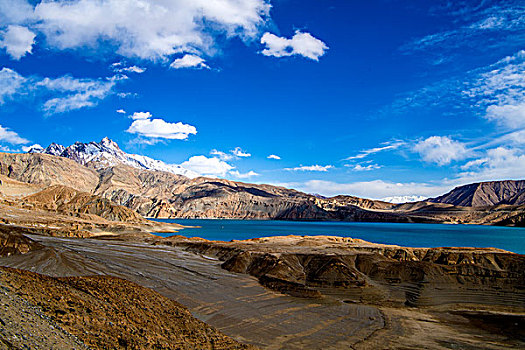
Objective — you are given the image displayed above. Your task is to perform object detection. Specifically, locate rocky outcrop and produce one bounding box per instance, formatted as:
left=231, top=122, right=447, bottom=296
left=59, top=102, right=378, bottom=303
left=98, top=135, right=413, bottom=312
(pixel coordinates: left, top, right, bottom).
left=176, top=236, right=525, bottom=307
left=0, top=224, right=43, bottom=256
left=429, top=180, right=525, bottom=207
left=0, top=153, right=99, bottom=193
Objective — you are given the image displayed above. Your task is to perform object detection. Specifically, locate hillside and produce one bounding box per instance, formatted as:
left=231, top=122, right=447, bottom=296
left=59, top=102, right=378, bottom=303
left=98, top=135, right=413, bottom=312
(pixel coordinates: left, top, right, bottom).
left=23, top=185, right=146, bottom=223
left=0, top=145, right=523, bottom=225
left=429, top=180, right=525, bottom=207
left=0, top=267, right=255, bottom=349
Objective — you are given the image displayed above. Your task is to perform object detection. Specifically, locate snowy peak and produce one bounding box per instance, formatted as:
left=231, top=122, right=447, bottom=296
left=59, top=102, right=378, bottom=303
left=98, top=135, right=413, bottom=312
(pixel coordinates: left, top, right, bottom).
left=381, top=195, right=428, bottom=204
left=44, top=143, right=66, bottom=156
left=29, top=138, right=199, bottom=178
left=100, top=137, right=121, bottom=152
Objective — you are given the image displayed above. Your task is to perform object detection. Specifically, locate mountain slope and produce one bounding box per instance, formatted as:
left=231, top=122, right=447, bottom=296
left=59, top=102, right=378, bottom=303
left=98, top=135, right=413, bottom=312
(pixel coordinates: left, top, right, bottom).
left=0, top=143, right=522, bottom=225
left=429, top=180, right=525, bottom=207
left=23, top=185, right=146, bottom=223
left=0, top=153, right=99, bottom=193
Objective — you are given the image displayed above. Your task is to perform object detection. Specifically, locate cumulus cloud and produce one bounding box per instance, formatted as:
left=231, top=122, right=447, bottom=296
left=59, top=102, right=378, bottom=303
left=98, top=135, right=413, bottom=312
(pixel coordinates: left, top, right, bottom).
left=170, top=55, right=209, bottom=69
left=485, top=102, right=525, bottom=128
left=0, top=24, right=36, bottom=60
left=267, top=154, right=281, bottom=160
left=456, top=146, right=525, bottom=183
left=126, top=111, right=197, bottom=140
left=229, top=170, right=259, bottom=178
left=180, top=155, right=233, bottom=177
left=0, top=124, right=28, bottom=144
left=210, top=147, right=251, bottom=160
left=1, top=0, right=270, bottom=61
left=285, top=165, right=333, bottom=172
left=129, top=111, right=152, bottom=120
left=231, top=147, right=251, bottom=157
left=413, top=136, right=470, bottom=165
left=116, top=109, right=126, bottom=114
left=349, top=164, right=382, bottom=171
left=210, top=149, right=233, bottom=161
left=261, top=31, right=328, bottom=61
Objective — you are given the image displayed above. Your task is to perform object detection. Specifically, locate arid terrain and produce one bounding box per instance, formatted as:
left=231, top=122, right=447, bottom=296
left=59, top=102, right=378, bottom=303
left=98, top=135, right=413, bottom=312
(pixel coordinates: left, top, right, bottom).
left=0, top=148, right=524, bottom=349
left=1, top=230, right=524, bottom=349
left=1, top=146, right=524, bottom=226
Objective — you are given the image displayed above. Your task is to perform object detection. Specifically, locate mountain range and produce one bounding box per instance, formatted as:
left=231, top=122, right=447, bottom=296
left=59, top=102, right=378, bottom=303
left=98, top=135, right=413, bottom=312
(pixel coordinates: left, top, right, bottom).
left=0, top=138, right=523, bottom=226
left=28, top=137, right=198, bottom=178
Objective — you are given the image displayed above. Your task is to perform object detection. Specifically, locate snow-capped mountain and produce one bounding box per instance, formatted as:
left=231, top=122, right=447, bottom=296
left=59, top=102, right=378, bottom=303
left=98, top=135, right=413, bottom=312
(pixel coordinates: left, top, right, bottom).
left=381, top=195, right=427, bottom=204
left=29, top=137, right=199, bottom=178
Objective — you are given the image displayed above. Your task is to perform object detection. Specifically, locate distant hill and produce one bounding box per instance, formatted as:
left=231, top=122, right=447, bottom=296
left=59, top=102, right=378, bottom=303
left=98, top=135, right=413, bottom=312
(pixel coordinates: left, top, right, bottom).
left=429, top=180, right=525, bottom=207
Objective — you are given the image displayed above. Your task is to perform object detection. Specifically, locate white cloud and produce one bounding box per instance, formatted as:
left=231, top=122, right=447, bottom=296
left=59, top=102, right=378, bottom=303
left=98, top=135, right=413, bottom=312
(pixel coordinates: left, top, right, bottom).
left=0, top=24, right=36, bottom=60
left=126, top=111, right=197, bottom=140
left=261, top=31, right=328, bottom=61
left=114, top=65, right=146, bottom=74
left=129, top=111, right=152, bottom=120
left=210, top=147, right=251, bottom=160
left=0, top=124, right=28, bottom=144
left=170, top=54, right=209, bottom=69
left=231, top=147, right=251, bottom=157
left=349, top=164, right=381, bottom=171
left=0, top=67, right=26, bottom=103
left=116, top=109, right=126, bottom=114
left=21, top=143, right=43, bottom=152
left=485, top=101, right=525, bottom=129
left=229, top=170, right=259, bottom=178
left=345, top=141, right=405, bottom=160
left=465, top=50, right=525, bottom=129
left=6, top=0, right=269, bottom=61
left=285, top=165, right=333, bottom=172
left=180, top=155, right=233, bottom=177
left=455, top=146, right=525, bottom=184
left=0, top=67, right=120, bottom=113
left=38, top=75, right=117, bottom=114
left=210, top=149, right=233, bottom=161
left=413, top=136, right=469, bottom=166
left=267, top=154, right=281, bottom=160
left=287, top=179, right=449, bottom=199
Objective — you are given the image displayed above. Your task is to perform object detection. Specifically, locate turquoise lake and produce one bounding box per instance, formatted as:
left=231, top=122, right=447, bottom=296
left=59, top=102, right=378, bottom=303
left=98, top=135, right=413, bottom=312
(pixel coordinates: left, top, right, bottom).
left=153, top=219, right=525, bottom=254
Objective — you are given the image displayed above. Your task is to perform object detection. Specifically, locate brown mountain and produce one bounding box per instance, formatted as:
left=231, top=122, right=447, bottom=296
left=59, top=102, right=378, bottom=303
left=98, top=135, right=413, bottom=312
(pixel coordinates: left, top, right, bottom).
left=0, top=151, right=524, bottom=226
left=23, top=185, right=146, bottom=223
left=429, top=180, right=525, bottom=207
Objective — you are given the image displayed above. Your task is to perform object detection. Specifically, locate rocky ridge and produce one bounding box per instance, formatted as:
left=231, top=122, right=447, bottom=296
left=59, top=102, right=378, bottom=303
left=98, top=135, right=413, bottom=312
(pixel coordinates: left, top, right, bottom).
left=170, top=235, right=525, bottom=307
left=0, top=142, right=523, bottom=225
left=29, top=137, right=198, bottom=178
left=430, top=180, right=525, bottom=207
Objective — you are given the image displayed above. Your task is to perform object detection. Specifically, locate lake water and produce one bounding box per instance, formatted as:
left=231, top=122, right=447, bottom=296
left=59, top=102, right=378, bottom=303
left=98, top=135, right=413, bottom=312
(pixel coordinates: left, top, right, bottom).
left=152, top=219, right=525, bottom=254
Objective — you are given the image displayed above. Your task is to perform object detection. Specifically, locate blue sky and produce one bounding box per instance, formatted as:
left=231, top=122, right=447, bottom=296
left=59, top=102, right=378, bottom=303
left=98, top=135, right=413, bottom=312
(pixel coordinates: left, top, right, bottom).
left=0, top=0, right=524, bottom=200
